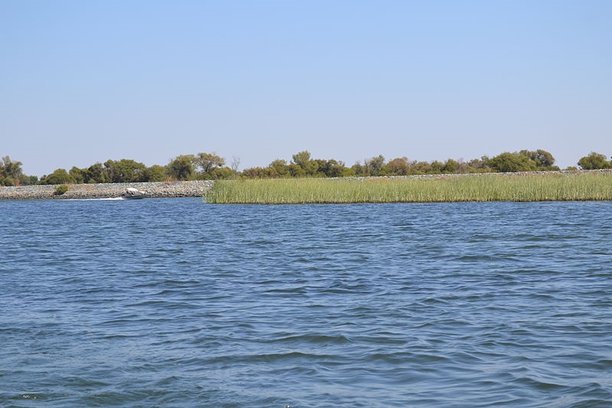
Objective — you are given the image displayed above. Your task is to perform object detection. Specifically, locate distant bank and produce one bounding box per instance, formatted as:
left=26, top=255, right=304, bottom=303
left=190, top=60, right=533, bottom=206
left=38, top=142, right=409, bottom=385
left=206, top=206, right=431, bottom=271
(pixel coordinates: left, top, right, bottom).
left=2, top=171, right=611, bottom=202
left=0, top=180, right=214, bottom=200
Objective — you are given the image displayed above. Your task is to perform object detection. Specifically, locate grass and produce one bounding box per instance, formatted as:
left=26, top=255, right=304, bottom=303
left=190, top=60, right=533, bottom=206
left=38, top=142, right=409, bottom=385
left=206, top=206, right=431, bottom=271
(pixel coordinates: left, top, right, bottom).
left=204, top=172, right=612, bottom=204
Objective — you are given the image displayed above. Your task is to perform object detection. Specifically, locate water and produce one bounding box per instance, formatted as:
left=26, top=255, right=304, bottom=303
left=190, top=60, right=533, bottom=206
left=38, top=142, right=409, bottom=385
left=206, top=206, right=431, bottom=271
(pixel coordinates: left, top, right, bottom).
left=1, top=199, right=611, bottom=407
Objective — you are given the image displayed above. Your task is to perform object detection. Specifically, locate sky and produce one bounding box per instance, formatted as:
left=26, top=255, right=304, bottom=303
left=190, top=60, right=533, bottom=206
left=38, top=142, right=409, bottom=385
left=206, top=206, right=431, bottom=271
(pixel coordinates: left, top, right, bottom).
left=1, top=0, right=611, bottom=176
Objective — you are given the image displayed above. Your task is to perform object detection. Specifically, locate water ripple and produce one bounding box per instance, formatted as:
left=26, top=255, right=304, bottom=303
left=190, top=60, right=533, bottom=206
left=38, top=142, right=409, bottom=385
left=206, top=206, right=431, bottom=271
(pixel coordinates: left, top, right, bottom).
left=1, top=199, right=611, bottom=407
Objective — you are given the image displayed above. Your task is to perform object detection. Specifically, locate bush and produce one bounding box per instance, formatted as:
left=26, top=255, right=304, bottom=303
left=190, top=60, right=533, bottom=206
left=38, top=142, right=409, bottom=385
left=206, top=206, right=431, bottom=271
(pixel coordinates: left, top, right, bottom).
left=487, top=152, right=536, bottom=172
left=578, top=152, right=611, bottom=170
left=41, top=168, right=75, bottom=185
left=54, top=184, right=69, bottom=195
left=167, top=155, right=196, bottom=180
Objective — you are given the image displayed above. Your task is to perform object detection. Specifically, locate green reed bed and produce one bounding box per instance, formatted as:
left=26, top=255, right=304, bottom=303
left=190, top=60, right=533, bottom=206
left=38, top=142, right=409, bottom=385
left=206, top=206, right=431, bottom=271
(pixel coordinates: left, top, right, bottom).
left=204, top=172, right=612, bottom=204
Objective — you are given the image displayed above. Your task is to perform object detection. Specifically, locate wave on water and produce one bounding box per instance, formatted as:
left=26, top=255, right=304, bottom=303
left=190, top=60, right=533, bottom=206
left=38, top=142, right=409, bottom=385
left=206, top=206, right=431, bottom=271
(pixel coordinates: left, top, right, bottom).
left=64, top=197, right=126, bottom=201
left=1, top=200, right=611, bottom=407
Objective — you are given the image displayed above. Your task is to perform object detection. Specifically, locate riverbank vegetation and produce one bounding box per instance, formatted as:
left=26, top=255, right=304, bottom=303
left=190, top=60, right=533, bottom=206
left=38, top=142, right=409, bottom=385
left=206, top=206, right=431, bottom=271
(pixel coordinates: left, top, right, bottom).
left=1, top=150, right=611, bottom=186
left=204, top=172, right=612, bottom=204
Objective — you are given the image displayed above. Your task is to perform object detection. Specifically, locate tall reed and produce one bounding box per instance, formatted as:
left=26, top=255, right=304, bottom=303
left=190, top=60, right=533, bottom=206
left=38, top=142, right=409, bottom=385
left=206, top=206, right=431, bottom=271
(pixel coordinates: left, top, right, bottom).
left=204, top=172, right=612, bottom=204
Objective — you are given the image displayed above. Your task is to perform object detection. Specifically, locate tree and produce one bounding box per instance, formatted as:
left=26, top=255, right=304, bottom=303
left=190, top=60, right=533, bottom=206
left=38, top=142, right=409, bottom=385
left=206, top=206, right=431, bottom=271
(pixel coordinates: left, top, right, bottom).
left=69, top=167, right=86, bottom=184
left=292, top=150, right=311, bottom=168
left=230, top=157, right=241, bottom=172
left=442, top=159, right=460, bottom=173
left=351, top=162, right=366, bottom=176
left=1, top=156, right=24, bottom=185
left=1, top=156, right=23, bottom=178
left=410, top=161, right=433, bottom=174
left=429, top=160, right=444, bottom=174
left=144, top=165, right=167, bottom=182
left=364, top=155, right=386, bottom=176
left=288, top=163, right=306, bottom=177
left=83, top=163, right=110, bottom=183
left=104, top=159, right=147, bottom=183
left=40, top=169, right=75, bottom=185
left=19, top=175, right=39, bottom=185
left=385, top=157, right=410, bottom=175
left=519, top=149, right=557, bottom=169
left=467, top=156, right=492, bottom=173
left=242, top=166, right=273, bottom=178
left=291, top=151, right=318, bottom=176
left=167, top=155, right=196, bottom=180
left=317, top=159, right=347, bottom=178
left=207, top=167, right=236, bottom=179
left=487, top=152, right=537, bottom=172
left=268, top=159, right=290, bottom=177
left=196, top=152, right=225, bottom=174
left=578, top=152, right=610, bottom=170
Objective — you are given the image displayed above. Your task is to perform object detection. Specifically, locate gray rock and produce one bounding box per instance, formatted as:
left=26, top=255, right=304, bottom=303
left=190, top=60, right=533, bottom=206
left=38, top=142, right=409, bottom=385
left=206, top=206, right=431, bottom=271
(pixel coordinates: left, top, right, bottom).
left=0, top=180, right=214, bottom=200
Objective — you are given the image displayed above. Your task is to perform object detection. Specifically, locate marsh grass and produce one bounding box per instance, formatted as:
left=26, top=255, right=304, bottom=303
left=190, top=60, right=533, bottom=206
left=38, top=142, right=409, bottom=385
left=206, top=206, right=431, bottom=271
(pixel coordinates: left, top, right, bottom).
left=204, top=172, right=612, bottom=204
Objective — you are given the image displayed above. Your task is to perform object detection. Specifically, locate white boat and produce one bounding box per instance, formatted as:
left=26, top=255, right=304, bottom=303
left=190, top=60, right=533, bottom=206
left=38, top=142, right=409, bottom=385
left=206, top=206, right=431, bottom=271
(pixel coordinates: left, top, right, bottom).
left=122, top=187, right=146, bottom=199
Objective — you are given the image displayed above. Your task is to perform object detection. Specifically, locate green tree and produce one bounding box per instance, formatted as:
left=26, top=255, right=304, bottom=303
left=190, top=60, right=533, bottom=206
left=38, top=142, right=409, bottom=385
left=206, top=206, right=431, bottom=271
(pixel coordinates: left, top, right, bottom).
left=410, top=161, right=433, bottom=175
left=83, top=163, right=110, bottom=183
left=385, top=157, right=410, bottom=175
left=1, top=156, right=24, bottom=185
left=288, top=163, right=306, bottom=177
left=578, top=152, right=610, bottom=170
left=167, top=155, right=196, bottom=180
left=69, top=167, right=86, bottom=184
left=466, top=156, right=492, bottom=173
left=351, top=162, right=366, bottom=176
left=104, top=159, right=147, bottom=183
left=144, top=165, right=167, bottom=182
left=519, top=149, right=557, bottom=169
left=292, top=150, right=311, bottom=168
left=291, top=150, right=318, bottom=176
left=196, top=152, right=225, bottom=174
left=207, top=167, right=236, bottom=180
left=365, top=155, right=386, bottom=176
left=442, top=159, right=460, bottom=173
left=19, top=175, right=39, bottom=185
left=317, top=159, right=347, bottom=178
left=0, top=176, right=14, bottom=186
left=242, top=166, right=273, bottom=178
left=429, top=160, right=445, bottom=174
left=268, top=159, right=290, bottom=177
left=487, top=152, right=537, bottom=172
left=40, top=169, right=75, bottom=185
left=1, top=156, right=23, bottom=178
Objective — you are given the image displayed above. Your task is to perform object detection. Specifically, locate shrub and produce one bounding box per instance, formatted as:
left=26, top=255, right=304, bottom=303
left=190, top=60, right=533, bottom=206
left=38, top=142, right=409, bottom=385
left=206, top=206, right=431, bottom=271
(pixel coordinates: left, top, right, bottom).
left=486, top=152, right=537, bottom=172
left=578, top=152, right=611, bottom=170
left=41, top=169, right=75, bottom=185
left=54, top=184, right=69, bottom=195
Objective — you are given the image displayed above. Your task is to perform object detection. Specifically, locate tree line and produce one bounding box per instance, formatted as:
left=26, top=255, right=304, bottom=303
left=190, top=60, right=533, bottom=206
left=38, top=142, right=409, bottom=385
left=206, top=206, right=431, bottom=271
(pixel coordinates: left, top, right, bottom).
left=1, top=150, right=611, bottom=186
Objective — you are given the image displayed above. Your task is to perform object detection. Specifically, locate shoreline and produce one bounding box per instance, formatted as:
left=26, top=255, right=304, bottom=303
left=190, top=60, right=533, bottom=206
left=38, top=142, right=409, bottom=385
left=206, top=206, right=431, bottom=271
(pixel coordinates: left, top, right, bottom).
left=1, top=170, right=611, bottom=201
left=0, top=180, right=214, bottom=200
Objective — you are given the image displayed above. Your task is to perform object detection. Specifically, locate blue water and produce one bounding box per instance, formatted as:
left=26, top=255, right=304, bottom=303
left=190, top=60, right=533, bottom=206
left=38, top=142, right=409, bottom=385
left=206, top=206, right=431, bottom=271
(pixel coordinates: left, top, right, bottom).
left=1, top=199, right=611, bottom=407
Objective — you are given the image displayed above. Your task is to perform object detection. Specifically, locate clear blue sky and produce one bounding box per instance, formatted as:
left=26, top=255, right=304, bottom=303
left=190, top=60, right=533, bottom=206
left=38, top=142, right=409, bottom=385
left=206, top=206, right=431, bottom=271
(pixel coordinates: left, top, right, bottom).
left=1, top=0, right=611, bottom=175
